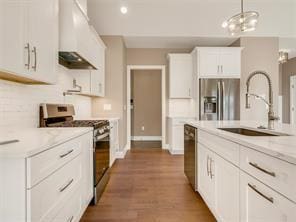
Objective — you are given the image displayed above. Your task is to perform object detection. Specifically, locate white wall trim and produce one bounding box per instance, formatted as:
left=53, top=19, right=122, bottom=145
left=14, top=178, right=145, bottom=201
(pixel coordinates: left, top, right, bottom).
left=169, top=149, right=184, bottom=155
left=163, top=144, right=169, bottom=150
left=127, top=65, right=166, bottom=150
left=131, top=136, right=162, bottom=141
left=115, top=145, right=128, bottom=159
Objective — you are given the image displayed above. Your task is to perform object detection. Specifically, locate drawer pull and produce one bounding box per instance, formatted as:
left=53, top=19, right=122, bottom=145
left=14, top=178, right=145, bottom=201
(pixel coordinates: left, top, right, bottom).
left=59, top=179, right=74, bottom=193
left=68, top=216, right=74, bottom=222
left=207, top=156, right=210, bottom=176
left=60, top=149, right=74, bottom=158
left=248, top=183, right=274, bottom=203
left=249, top=162, right=276, bottom=177
left=209, top=158, right=214, bottom=179
left=0, top=139, right=19, bottom=145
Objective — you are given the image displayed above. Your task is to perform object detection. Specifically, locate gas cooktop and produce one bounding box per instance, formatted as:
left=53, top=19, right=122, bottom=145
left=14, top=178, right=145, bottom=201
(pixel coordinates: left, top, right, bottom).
left=47, top=120, right=108, bottom=129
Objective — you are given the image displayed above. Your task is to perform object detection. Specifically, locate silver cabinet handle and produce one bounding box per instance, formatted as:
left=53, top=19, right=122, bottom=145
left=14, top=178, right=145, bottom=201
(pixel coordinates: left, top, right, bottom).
left=249, top=162, right=276, bottom=177
left=59, top=179, right=74, bottom=192
left=25, top=43, right=30, bottom=69
left=207, top=156, right=210, bottom=176
left=59, top=149, right=74, bottom=158
left=189, top=88, right=191, bottom=97
left=221, top=65, right=223, bottom=74
left=32, top=46, right=37, bottom=71
left=68, top=216, right=74, bottom=222
left=217, top=65, right=220, bottom=74
left=0, top=139, right=19, bottom=145
left=210, top=158, right=214, bottom=179
left=248, top=183, right=274, bottom=203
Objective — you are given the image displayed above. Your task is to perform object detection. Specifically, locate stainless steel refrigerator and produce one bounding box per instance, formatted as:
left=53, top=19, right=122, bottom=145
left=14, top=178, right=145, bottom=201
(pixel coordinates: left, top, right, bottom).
left=199, top=79, right=240, bottom=120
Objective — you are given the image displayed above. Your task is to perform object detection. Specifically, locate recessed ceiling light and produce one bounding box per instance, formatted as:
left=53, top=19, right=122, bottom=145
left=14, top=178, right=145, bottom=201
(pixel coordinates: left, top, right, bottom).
left=120, top=6, right=128, bottom=14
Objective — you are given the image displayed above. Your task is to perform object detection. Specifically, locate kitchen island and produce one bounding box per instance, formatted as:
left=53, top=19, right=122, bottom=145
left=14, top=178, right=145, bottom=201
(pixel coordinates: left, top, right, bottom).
left=185, top=120, right=296, bottom=222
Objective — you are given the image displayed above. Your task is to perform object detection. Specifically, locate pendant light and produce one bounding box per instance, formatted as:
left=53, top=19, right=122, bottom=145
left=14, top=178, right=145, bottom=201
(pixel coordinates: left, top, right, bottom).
left=279, top=51, right=288, bottom=64
left=222, top=0, right=259, bottom=36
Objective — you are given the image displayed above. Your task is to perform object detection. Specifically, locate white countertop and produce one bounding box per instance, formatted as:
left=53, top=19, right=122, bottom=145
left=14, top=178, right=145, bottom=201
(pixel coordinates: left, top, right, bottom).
left=0, top=127, right=93, bottom=158
left=185, top=120, right=296, bottom=165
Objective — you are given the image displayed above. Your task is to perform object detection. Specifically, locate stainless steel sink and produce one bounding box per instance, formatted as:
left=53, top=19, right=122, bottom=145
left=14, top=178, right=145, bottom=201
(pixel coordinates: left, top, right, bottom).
left=218, top=127, right=291, bottom=136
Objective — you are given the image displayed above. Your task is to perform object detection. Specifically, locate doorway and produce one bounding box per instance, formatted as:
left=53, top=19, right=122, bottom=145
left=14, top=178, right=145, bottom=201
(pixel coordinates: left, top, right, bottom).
left=127, top=66, right=166, bottom=150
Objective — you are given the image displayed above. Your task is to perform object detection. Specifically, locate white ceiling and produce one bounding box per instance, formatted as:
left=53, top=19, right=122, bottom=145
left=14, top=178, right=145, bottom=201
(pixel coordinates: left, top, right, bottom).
left=87, top=0, right=296, bottom=55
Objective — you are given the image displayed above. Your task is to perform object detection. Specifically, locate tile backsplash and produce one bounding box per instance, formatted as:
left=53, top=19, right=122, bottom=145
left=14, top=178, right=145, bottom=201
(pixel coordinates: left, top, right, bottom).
left=0, top=66, right=91, bottom=128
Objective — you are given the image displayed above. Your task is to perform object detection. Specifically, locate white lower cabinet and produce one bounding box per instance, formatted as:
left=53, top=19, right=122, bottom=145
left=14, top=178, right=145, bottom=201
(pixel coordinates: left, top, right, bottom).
left=198, top=143, right=239, bottom=222
left=110, top=119, right=119, bottom=167
left=197, top=129, right=296, bottom=222
left=240, top=171, right=296, bottom=222
left=0, top=131, right=93, bottom=222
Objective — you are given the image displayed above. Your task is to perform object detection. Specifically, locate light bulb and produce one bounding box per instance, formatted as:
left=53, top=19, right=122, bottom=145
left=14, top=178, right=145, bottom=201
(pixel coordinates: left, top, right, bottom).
left=222, top=21, right=228, bottom=28
left=120, top=6, right=128, bottom=14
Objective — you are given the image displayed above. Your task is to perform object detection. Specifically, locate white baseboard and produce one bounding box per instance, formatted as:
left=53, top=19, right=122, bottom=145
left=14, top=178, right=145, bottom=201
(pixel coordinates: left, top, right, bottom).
left=115, top=144, right=128, bottom=159
left=169, top=149, right=184, bottom=155
left=131, top=136, right=162, bottom=141
left=163, top=144, right=169, bottom=150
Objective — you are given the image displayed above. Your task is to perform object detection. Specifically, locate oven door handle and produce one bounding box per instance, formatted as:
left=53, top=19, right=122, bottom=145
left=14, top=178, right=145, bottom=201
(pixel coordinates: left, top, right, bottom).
left=95, top=132, right=110, bottom=141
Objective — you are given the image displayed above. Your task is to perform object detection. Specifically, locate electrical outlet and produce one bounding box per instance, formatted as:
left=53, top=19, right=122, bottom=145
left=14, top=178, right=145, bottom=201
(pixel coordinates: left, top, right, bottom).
left=141, top=126, right=145, bottom=131
left=103, top=104, right=112, bottom=111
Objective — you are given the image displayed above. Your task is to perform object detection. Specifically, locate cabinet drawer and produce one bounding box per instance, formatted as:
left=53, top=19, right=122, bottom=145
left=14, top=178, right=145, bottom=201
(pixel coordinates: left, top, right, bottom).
left=27, top=155, right=82, bottom=222
left=240, top=146, right=296, bottom=203
left=199, top=130, right=239, bottom=166
left=52, top=186, right=83, bottom=222
left=240, top=171, right=296, bottom=222
left=27, top=136, right=83, bottom=188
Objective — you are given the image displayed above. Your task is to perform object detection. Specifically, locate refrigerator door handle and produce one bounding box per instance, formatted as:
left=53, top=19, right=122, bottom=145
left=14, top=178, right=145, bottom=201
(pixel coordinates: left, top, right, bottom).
left=221, top=81, right=225, bottom=120
left=217, top=81, right=221, bottom=120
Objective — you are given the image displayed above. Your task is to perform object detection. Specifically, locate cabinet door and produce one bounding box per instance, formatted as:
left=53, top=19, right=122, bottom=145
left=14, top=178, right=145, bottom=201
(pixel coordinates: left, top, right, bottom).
left=240, top=171, right=296, bottom=222
left=110, top=120, right=118, bottom=167
left=90, top=70, right=100, bottom=96
left=198, top=143, right=214, bottom=209
left=198, top=48, right=220, bottom=77
left=214, top=154, right=239, bottom=222
left=27, top=0, right=58, bottom=83
left=169, top=54, right=192, bottom=98
left=0, top=1, right=28, bottom=76
left=171, top=125, right=184, bottom=153
left=219, top=49, right=241, bottom=77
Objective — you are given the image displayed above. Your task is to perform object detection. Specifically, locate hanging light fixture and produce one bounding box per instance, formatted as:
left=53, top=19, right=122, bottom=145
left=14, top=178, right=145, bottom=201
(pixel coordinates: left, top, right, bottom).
left=279, top=51, right=289, bottom=64
left=222, top=0, right=259, bottom=36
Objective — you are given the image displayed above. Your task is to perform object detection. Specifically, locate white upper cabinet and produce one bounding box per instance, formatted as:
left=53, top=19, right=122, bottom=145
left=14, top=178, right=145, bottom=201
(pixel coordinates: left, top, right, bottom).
left=0, top=0, right=58, bottom=84
left=168, top=54, right=193, bottom=99
left=195, top=47, right=242, bottom=79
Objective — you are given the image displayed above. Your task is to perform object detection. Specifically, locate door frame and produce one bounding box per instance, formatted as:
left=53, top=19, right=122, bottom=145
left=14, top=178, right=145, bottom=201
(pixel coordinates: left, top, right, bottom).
left=290, top=75, right=296, bottom=124
left=127, top=65, right=166, bottom=150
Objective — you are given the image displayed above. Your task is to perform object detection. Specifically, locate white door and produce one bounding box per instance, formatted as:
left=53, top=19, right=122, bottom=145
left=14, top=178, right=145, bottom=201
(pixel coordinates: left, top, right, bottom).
left=219, top=49, right=241, bottom=77
left=198, top=143, right=214, bottom=209
left=214, top=154, right=239, bottom=222
left=240, top=171, right=296, bottom=222
left=0, top=1, right=29, bottom=76
left=27, top=0, right=58, bottom=83
left=198, top=48, right=220, bottom=77
left=290, top=75, right=296, bottom=125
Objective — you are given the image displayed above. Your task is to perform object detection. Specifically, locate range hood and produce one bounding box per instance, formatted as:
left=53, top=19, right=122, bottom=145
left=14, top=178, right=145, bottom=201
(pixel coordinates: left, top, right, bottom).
left=59, top=0, right=99, bottom=70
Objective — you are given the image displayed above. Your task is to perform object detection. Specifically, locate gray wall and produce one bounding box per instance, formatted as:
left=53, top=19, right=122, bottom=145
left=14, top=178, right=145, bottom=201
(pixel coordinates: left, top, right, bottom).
left=233, top=37, right=279, bottom=122
left=92, top=36, right=127, bottom=150
left=281, top=57, right=296, bottom=123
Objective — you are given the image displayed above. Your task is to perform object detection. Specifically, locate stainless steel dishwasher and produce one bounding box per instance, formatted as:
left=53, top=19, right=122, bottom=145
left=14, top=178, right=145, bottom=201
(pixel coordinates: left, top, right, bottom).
left=184, top=124, right=197, bottom=191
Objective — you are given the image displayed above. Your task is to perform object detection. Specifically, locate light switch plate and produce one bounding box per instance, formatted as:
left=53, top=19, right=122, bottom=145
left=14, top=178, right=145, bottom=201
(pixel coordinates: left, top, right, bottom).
left=104, top=104, right=112, bottom=111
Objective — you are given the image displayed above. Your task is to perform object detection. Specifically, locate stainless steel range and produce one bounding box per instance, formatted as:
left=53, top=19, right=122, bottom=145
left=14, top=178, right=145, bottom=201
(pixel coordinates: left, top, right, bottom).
left=39, top=103, right=110, bottom=204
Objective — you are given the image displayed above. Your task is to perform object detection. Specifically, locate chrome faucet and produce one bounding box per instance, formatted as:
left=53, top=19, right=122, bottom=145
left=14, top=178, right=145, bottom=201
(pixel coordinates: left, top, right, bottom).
left=245, top=70, right=279, bottom=130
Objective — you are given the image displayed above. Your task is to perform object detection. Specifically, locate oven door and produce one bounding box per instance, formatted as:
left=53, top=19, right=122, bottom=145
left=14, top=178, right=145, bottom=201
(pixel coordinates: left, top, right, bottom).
left=94, top=132, right=110, bottom=187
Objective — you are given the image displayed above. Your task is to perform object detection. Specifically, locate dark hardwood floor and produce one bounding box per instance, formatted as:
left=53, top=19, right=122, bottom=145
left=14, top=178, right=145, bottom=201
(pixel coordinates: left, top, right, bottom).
left=81, top=146, right=216, bottom=222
